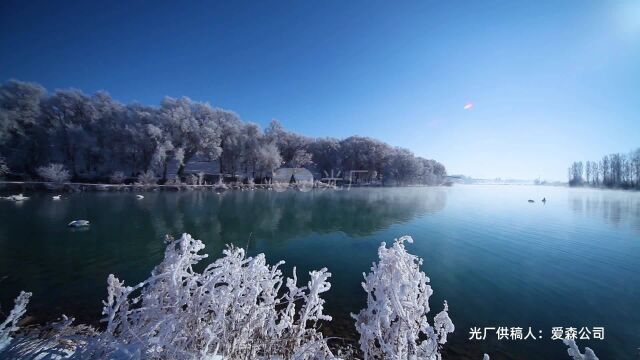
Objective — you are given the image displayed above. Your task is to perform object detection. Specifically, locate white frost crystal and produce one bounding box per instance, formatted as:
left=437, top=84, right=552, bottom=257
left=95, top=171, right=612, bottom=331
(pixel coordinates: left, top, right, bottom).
left=97, top=233, right=335, bottom=359
left=563, top=339, right=599, bottom=360
left=352, top=235, right=454, bottom=359
left=0, top=291, right=31, bottom=351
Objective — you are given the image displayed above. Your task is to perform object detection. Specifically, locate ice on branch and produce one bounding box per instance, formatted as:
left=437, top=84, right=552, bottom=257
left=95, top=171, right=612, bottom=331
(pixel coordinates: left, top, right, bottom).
left=94, top=233, right=335, bottom=359
left=352, top=235, right=454, bottom=359
left=0, top=291, right=31, bottom=351
left=136, top=170, right=157, bottom=186
left=563, top=339, right=599, bottom=360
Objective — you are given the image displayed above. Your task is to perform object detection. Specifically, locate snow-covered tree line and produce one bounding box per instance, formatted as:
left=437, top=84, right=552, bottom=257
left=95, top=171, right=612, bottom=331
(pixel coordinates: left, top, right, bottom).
left=568, top=148, right=640, bottom=189
left=0, top=79, right=447, bottom=185
left=0, top=233, right=597, bottom=359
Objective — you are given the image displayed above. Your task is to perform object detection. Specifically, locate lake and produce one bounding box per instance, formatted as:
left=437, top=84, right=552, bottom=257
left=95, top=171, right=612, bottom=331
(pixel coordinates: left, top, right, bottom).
left=0, top=185, right=638, bottom=359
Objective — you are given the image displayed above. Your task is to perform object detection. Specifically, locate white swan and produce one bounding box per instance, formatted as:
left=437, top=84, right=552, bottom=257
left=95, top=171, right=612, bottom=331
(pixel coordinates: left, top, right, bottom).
left=68, top=220, right=90, bottom=227
left=52, top=195, right=61, bottom=200
left=136, top=195, right=144, bottom=199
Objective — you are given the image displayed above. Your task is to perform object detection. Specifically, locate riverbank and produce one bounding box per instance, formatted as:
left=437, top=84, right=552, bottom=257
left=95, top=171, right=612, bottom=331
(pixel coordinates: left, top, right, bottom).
left=0, top=180, right=337, bottom=192
left=0, top=180, right=447, bottom=193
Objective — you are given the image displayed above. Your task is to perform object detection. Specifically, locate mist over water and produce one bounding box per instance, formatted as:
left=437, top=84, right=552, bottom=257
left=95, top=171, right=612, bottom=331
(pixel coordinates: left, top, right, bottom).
left=0, top=186, right=638, bottom=359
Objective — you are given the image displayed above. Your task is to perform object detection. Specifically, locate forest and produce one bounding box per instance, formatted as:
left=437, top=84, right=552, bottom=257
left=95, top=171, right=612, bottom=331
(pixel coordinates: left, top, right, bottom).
left=567, top=149, right=640, bottom=189
left=0, top=80, right=446, bottom=186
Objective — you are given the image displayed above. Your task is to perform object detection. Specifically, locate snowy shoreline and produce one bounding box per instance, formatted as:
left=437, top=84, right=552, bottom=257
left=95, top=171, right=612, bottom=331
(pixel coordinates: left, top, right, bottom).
left=0, top=180, right=445, bottom=193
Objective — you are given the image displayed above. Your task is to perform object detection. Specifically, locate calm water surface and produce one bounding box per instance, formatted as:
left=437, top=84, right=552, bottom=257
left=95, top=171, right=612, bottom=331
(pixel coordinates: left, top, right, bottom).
left=0, top=185, right=638, bottom=359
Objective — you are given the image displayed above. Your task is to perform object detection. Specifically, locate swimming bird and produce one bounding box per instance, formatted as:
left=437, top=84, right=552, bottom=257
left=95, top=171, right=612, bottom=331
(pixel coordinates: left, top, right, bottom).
left=9, top=193, right=29, bottom=201
left=52, top=195, right=61, bottom=200
left=528, top=199, right=535, bottom=203
left=68, top=220, right=90, bottom=227
left=136, top=194, right=144, bottom=199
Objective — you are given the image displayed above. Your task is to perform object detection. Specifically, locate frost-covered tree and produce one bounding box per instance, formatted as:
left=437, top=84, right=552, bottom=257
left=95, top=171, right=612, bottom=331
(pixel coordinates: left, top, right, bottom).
left=0, top=79, right=447, bottom=185
left=160, top=97, right=222, bottom=177
left=266, top=120, right=313, bottom=168
left=0, top=80, right=46, bottom=173
left=290, top=149, right=313, bottom=168
left=352, top=236, right=454, bottom=359
left=0, top=156, right=9, bottom=178
left=109, top=171, right=126, bottom=184
left=136, top=170, right=157, bottom=186
left=340, top=136, right=390, bottom=181
left=239, top=122, right=261, bottom=177
left=41, top=89, right=100, bottom=177
left=36, top=163, right=71, bottom=183
left=385, top=148, right=420, bottom=185
left=568, top=148, right=640, bottom=189
left=213, top=108, right=244, bottom=176
left=255, top=142, right=282, bottom=179
left=308, top=137, right=342, bottom=175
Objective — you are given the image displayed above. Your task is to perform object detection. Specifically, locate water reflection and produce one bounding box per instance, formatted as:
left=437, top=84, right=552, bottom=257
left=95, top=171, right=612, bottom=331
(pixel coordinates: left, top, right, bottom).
left=0, top=188, right=446, bottom=325
left=568, top=189, right=640, bottom=231
left=141, top=187, right=448, bottom=247
left=1, top=186, right=639, bottom=359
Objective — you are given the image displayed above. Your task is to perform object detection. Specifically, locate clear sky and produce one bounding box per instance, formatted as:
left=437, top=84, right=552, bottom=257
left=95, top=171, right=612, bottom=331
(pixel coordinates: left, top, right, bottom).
left=1, top=0, right=638, bottom=181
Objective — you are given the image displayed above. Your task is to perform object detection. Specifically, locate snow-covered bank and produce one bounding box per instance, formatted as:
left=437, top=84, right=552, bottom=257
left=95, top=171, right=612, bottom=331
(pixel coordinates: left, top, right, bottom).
left=0, top=180, right=336, bottom=192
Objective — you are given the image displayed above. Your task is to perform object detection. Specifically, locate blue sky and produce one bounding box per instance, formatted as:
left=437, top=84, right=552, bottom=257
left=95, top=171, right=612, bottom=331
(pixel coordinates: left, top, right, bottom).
left=1, top=0, right=639, bottom=180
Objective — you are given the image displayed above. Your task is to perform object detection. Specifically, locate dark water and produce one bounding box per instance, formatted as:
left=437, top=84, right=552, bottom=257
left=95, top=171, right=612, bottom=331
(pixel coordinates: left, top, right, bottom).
left=0, top=186, right=638, bottom=359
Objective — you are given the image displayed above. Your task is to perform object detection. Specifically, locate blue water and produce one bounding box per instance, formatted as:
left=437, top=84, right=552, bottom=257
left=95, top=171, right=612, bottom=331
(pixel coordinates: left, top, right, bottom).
left=0, top=185, right=638, bottom=359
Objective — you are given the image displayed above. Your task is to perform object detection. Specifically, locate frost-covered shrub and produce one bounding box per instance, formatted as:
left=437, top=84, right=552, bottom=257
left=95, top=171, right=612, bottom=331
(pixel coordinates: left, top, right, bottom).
left=352, top=236, right=454, bottom=360
left=186, top=172, right=205, bottom=185
left=36, top=163, right=71, bottom=183
left=186, top=173, right=198, bottom=185
left=0, top=291, right=31, bottom=351
left=109, top=171, right=126, bottom=184
left=165, top=176, right=185, bottom=188
left=136, top=170, right=157, bottom=186
left=97, top=233, right=334, bottom=359
left=214, top=177, right=227, bottom=190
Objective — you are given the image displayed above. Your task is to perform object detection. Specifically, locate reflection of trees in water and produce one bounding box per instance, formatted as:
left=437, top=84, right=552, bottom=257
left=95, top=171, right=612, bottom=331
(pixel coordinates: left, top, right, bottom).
left=569, top=191, right=640, bottom=231
left=0, top=188, right=446, bottom=325
left=216, top=188, right=446, bottom=244
left=144, top=188, right=447, bottom=249
left=28, top=188, right=447, bottom=304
